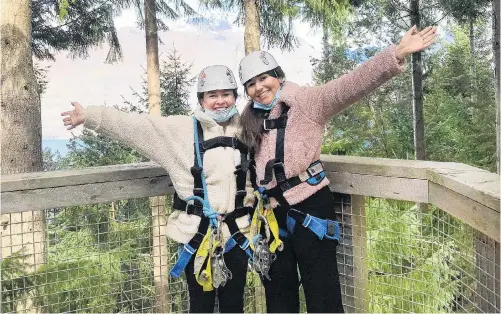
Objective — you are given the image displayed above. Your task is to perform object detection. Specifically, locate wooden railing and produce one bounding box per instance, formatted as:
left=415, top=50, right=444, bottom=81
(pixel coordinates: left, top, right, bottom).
left=2, top=155, right=499, bottom=313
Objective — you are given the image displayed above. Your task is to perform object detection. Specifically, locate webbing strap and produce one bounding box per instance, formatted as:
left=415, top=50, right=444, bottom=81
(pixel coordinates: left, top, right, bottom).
left=200, top=136, right=248, bottom=155
left=169, top=217, right=210, bottom=278
left=287, top=209, right=340, bottom=241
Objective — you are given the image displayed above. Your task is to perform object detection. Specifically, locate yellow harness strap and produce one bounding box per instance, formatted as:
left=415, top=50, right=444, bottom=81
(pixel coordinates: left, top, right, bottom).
left=194, top=228, right=216, bottom=291
left=250, top=191, right=283, bottom=253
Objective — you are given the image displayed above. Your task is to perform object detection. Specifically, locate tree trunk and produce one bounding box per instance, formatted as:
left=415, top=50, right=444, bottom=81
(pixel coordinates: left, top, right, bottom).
left=410, top=0, right=428, bottom=213
left=469, top=17, right=475, bottom=57
left=410, top=0, right=425, bottom=161
left=1, top=0, right=45, bottom=264
left=244, top=0, right=260, bottom=54
left=144, top=0, right=169, bottom=311
left=1, top=0, right=45, bottom=311
left=493, top=0, right=500, bottom=174
left=322, top=17, right=329, bottom=60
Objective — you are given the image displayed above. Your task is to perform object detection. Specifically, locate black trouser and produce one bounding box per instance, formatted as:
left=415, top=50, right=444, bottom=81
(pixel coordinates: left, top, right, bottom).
left=262, top=186, right=344, bottom=313
left=185, top=246, right=249, bottom=313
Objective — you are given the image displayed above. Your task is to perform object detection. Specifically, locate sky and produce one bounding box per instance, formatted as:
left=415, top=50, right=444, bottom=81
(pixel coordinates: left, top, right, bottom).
left=41, top=4, right=325, bottom=140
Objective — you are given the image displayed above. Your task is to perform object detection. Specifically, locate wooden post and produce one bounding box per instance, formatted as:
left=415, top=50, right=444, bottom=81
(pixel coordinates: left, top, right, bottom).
left=351, top=195, right=368, bottom=313
left=334, top=193, right=368, bottom=313
left=474, top=231, right=500, bottom=313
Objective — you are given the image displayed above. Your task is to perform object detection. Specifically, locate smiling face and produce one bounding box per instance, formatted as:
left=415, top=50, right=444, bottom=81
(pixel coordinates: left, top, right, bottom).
left=245, top=72, right=281, bottom=105
left=200, top=89, right=236, bottom=111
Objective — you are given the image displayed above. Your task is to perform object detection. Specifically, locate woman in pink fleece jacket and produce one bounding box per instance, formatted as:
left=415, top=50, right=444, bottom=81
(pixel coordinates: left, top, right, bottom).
left=238, top=25, right=437, bottom=313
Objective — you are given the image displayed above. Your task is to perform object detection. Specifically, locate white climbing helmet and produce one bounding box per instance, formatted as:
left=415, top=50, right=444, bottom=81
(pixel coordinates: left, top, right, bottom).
left=197, top=65, right=238, bottom=93
left=238, top=51, right=280, bottom=85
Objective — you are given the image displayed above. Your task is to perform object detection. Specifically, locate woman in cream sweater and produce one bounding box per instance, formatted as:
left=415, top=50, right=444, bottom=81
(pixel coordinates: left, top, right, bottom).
left=61, top=65, right=254, bottom=313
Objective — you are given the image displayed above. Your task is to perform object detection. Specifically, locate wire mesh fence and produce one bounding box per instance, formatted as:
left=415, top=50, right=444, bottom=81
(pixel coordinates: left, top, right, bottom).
left=1, top=193, right=499, bottom=313
left=337, top=195, right=500, bottom=313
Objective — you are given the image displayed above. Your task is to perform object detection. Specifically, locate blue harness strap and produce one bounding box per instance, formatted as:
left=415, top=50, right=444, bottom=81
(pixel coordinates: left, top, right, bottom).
left=224, top=235, right=253, bottom=259
left=170, top=244, right=196, bottom=278
left=169, top=118, right=215, bottom=278
left=286, top=209, right=340, bottom=241
left=279, top=227, right=290, bottom=238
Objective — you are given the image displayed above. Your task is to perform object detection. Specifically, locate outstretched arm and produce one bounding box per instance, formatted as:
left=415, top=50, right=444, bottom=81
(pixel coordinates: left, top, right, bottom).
left=61, top=102, right=180, bottom=163
left=296, top=25, right=437, bottom=125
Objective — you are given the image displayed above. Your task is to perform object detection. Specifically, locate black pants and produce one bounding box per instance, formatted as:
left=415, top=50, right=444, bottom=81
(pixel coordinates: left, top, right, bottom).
left=262, top=186, right=344, bottom=313
left=185, top=246, right=248, bottom=313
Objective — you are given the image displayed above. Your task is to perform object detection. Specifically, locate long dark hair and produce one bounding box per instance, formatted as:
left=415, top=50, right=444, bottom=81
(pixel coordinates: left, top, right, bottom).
left=239, top=67, right=286, bottom=151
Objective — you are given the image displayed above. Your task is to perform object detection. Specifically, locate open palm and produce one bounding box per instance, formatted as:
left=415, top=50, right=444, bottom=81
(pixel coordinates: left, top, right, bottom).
left=61, top=102, right=86, bottom=130
left=398, top=25, right=437, bottom=56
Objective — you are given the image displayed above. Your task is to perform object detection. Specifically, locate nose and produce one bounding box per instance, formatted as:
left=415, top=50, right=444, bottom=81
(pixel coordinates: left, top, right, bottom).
left=215, top=95, right=226, bottom=105
left=255, top=79, right=264, bottom=93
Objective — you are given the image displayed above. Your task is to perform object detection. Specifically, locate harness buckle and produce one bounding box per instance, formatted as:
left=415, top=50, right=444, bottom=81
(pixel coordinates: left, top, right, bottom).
left=273, top=161, right=285, bottom=168
left=326, top=220, right=337, bottom=237
left=263, top=119, right=273, bottom=131
left=185, top=199, right=194, bottom=213
left=193, top=188, right=204, bottom=197
left=307, top=161, right=324, bottom=177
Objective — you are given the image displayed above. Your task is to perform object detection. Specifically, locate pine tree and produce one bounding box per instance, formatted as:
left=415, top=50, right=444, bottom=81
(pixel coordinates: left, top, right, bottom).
left=159, top=47, right=195, bottom=116
left=136, top=47, right=195, bottom=116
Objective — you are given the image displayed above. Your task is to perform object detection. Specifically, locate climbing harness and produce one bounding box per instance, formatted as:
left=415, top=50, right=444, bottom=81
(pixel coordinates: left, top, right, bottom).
left=248, top=105, right=341, bottom=279
left=169, top=117, right=253, bottom=290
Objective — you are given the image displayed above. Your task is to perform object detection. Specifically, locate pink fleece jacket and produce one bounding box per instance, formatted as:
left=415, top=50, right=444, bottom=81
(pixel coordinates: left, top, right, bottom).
left=254, top=45, right=406, bottom=207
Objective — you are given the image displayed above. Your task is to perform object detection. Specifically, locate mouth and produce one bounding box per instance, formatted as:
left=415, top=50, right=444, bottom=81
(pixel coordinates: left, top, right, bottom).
left=213, top=106, right=228, bottom=111
left=258, top=91, right=269, bottom=98
left=257, top=91, right=270, bottom=101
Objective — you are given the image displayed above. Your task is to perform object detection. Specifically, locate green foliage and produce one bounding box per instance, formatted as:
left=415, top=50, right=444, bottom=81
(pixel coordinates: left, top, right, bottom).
left=34, top=0, right=196, bottom=62
left=33, top=62, right=50, bottom=96
left=57, top=0, right=73, bottom=20
left=314, top=42, right=414, bottom=158
left=437, top=0, right=491, bottom=23
left=66, top=129, right=148, bottom=168
left=114, top=0, right=196, bottom=31
left=33, top=0, right=122, bottom=62
left=425, top=25, right=496, bottom=171
left=366, top=199, right=475, bottom=313
left=1, top=251, right=33, bottom=313
left=200, top=0, right=301, bottom=50
left=42, top=147, right=69, bottom=171
left=300, top=0, right=354, bottom=39
left=31, top=228, right=154, bottom=313
left=314, top=12, right=495, bottom=170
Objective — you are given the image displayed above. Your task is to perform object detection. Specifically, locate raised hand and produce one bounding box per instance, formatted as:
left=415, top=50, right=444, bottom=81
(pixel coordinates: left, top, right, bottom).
left=396, top=25, right=437, bottom=60
left=61, top=102, right=86, bottom=130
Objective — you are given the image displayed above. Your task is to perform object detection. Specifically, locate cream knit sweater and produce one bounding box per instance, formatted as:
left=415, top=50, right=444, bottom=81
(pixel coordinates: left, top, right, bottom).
left=84, top=107, right=252, bottom=244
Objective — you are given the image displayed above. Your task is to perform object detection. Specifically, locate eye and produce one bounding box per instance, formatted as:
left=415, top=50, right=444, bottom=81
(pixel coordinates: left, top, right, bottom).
left=223, top=93, right=231, bottom=97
